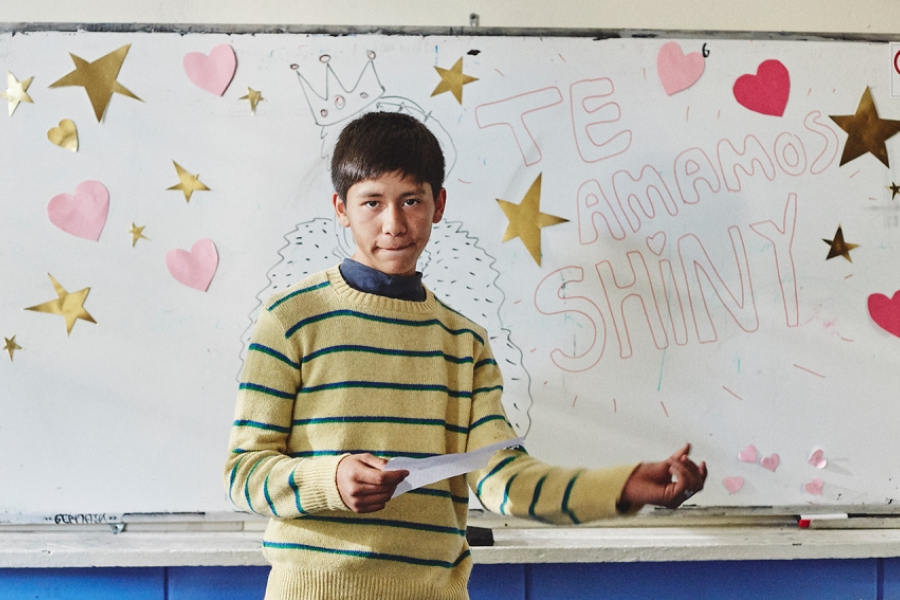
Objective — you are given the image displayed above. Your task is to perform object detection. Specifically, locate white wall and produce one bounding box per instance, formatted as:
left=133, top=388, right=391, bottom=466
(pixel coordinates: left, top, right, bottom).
left=1, top=0, right=899, bottom=35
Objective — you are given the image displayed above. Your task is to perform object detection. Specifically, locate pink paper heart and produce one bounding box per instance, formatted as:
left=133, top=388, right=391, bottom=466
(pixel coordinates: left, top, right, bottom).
left=183, top=44, right=236, bottom=96
left=646, top=232, right=667, bottom=256
left=166, top=238, right=219, bottom=292
left=733, top=59, right=790, bottom=117
left=808, top=449, right=827, bottom=469
left=737, top=444, right=758, bottom=463
left=47, top=180, right=109, bottom=241
left=805, top=478, right=824, bottom=495
left=760, top=453, right=780, bottom=472
left=723, top=476, right=744, bottom=494
left=868, top=291, right=900, bottom=337
left=657, top=41, right=705, bottom=96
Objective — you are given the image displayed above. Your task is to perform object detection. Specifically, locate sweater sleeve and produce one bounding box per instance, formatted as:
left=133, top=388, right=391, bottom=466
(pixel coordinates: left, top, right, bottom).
left=464, top=339, right=641, bottom=524
left=224, top=306, right=348, bottom=518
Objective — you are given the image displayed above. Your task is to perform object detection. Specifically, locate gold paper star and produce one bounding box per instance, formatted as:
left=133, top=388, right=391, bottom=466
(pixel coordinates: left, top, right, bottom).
left=889, top=182, right=900, bottom=200
left=25, top=274, right=97, bottom=336
left=1, top=72, right=34, bottom=116
left=822, top=225, right=858, bottom=262
left=239, top=88, right=264, bottom=113
left=167, top=161, right=210, bottom=202
left=830, top=87, right=900, bottom=168
left=129, top=223, right=148, bottom=246
left=431, top=57, right=478, bottom=104
left=49, top=44, right=141, bottom=122
left=496, top=173, right=569, bottom=266
left=3, top=336, right=22, bottom=361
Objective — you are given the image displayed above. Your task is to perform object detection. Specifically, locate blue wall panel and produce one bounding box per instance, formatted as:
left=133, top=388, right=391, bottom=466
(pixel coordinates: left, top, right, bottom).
left=0, top=559, right=888, bottom=599
left=526, top=559, right=878, bottom=600
left=168, top=566, right=270, bottom=600
left=469, top=563, right=526, bottom=600
left=0, top=567, right=165, bottom=600
left=884, top=557, right=900, bottom=600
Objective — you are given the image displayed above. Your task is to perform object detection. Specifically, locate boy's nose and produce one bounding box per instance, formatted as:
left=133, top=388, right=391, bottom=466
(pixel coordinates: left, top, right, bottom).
left=382, top=205, right=407, bottom=235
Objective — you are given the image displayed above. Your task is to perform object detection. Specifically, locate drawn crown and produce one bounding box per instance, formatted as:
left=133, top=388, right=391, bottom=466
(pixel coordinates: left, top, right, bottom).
left=296, top=54, right=385, bottom=127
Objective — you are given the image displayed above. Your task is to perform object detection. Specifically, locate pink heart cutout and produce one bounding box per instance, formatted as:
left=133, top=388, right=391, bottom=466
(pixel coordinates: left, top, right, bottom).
left=805, top=478, right=824, bottom=495
left=723, top=476, right=744, bottom=494
left=183, top=44, right=236, bottom=96
left=733, top=59, right=790, bottom=117
left=166, top=238, right=219, bottom=292
left=760, top=453, right=780, bottom=472
left=808, top=449, right=827, bottom=469
left=657, top=41, right=705, bottom=96
left=868, top=291, right=900, bottom=337
left=737, top=444, right=758, bottom=463
left=646, top=232, right=667, bottom=256
left=47, top=180, right=109, bottom=241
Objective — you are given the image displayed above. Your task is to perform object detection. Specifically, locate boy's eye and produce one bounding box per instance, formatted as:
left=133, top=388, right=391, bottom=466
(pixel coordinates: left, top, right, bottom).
left=364, top=200, right=379, bottom=208
left=403, top=198, right=421, bottom=206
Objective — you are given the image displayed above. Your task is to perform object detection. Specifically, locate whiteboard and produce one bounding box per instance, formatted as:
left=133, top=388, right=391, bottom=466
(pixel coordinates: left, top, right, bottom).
left=1, top=28, right=898, bottom=514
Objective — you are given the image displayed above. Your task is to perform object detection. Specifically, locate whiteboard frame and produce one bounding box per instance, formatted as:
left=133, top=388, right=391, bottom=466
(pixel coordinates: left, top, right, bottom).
left=1, top=22, right=900, bottom=42
left=2, top=21, right=899, bottom=523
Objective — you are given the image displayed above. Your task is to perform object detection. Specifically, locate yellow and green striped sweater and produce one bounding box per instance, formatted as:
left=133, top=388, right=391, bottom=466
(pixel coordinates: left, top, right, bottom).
left=225, top=266, right=638, bottom=600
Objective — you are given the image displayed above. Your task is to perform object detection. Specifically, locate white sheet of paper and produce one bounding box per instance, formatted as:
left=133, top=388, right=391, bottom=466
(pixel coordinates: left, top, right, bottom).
left=384, top=437, right=525, bottom=498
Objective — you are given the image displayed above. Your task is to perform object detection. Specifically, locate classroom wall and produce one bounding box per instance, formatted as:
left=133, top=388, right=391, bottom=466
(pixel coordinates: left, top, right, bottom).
left=1, top=0, right=899, bottom=35
left=3, top=559, right=900, bottom=600
left=3, top=3, right=899, bottom=598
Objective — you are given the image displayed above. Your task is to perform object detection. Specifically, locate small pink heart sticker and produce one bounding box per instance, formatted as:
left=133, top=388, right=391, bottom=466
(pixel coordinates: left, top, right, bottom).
left=656, top=41, right=705, bottom=96
left=805, top=478, right=824, bottom=496
left=733, top=59, right=790, bottom=117
left=808, top=449, right=827, bottom=469
left=868, top=291, right=900, bottom=338
left=760, top=453, right=780, bottom=472
left=183, top=44, right=237, bottom=96
left=723, top=476, right=744, bottom=494
left=646, top=231, right=667, bottom=256
left=47, top=180, right=109, bottom=241
left=166, top=238, right=219, bottom=292
left=737, top=444, right=758, bottom=463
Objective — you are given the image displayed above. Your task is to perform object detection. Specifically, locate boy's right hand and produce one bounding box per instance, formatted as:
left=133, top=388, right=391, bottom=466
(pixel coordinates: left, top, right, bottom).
left=336, top=453, right=409, bottom=513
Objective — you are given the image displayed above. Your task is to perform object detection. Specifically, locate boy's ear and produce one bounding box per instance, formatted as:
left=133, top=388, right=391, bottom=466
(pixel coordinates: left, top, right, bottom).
left=432, top=188, right=447, bottom=224
left=332, top=193, right=350, bottom=227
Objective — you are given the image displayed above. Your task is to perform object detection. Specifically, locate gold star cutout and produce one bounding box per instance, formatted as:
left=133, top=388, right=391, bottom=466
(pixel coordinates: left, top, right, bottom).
left=25, top=274, right=97, bottom=336
left=889, top=182, right=900, bottom=200
left=129, top=223, right=149, bottom=246
left=167, top=161, right=210, bottom=202
left=1, top=71, right=34, bottom=116
left=49, top=44, right=141, bottom=122
left=822, top=225, right=858, bottom=262
left=3, top=336, right=22, bottom=361
left=496, top=173, right=569, bottom=266
left=830, top=87, right=900, bottom=168
left=239, top=88, right=264, bottom=113
left=431, top=57, right=478, bottom=104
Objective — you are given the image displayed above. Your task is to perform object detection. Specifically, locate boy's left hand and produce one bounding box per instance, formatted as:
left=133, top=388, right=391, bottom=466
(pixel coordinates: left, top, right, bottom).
left=619, top=443, right=707, bottom=510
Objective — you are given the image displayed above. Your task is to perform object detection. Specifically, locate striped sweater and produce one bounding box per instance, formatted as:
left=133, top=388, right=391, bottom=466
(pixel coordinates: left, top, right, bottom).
left=225, top=266, right=639, bottom=600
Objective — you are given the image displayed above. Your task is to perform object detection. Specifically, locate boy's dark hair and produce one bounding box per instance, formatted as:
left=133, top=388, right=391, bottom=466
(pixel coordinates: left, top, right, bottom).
left=331, top=112, right=445, bottom=201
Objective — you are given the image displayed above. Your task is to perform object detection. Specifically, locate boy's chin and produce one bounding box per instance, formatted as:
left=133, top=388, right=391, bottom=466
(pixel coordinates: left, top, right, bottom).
left=368, top=253, right=420, bottom=277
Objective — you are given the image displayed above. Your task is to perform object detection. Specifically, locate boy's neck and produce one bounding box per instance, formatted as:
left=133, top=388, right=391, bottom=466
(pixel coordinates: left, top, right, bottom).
left=339, top=258, right=426, bottom=302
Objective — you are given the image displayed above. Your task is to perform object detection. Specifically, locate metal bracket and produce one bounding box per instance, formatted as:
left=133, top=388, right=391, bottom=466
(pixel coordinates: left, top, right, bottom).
left=109, top=523, right=125, bottom=534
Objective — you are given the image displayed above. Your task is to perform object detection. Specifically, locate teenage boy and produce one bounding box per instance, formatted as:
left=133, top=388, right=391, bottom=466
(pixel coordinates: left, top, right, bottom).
left=225, top=111, right=707, bottom=600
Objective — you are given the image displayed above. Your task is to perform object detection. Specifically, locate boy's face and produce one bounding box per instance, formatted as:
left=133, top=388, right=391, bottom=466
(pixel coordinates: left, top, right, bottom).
left=333, top=171, right=446, bottom=277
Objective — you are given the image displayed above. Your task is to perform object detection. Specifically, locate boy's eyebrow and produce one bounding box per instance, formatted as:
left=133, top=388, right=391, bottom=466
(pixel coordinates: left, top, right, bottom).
left=357, top=187, right=426, bottom=198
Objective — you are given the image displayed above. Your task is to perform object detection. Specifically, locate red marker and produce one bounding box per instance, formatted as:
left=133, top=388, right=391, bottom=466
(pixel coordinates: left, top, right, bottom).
left=798, top=513, right=847, bottom=528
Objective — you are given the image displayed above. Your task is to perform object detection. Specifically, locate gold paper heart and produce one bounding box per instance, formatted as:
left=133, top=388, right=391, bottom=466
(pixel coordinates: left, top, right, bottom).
left=47, top=119, right=78, bottom=152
